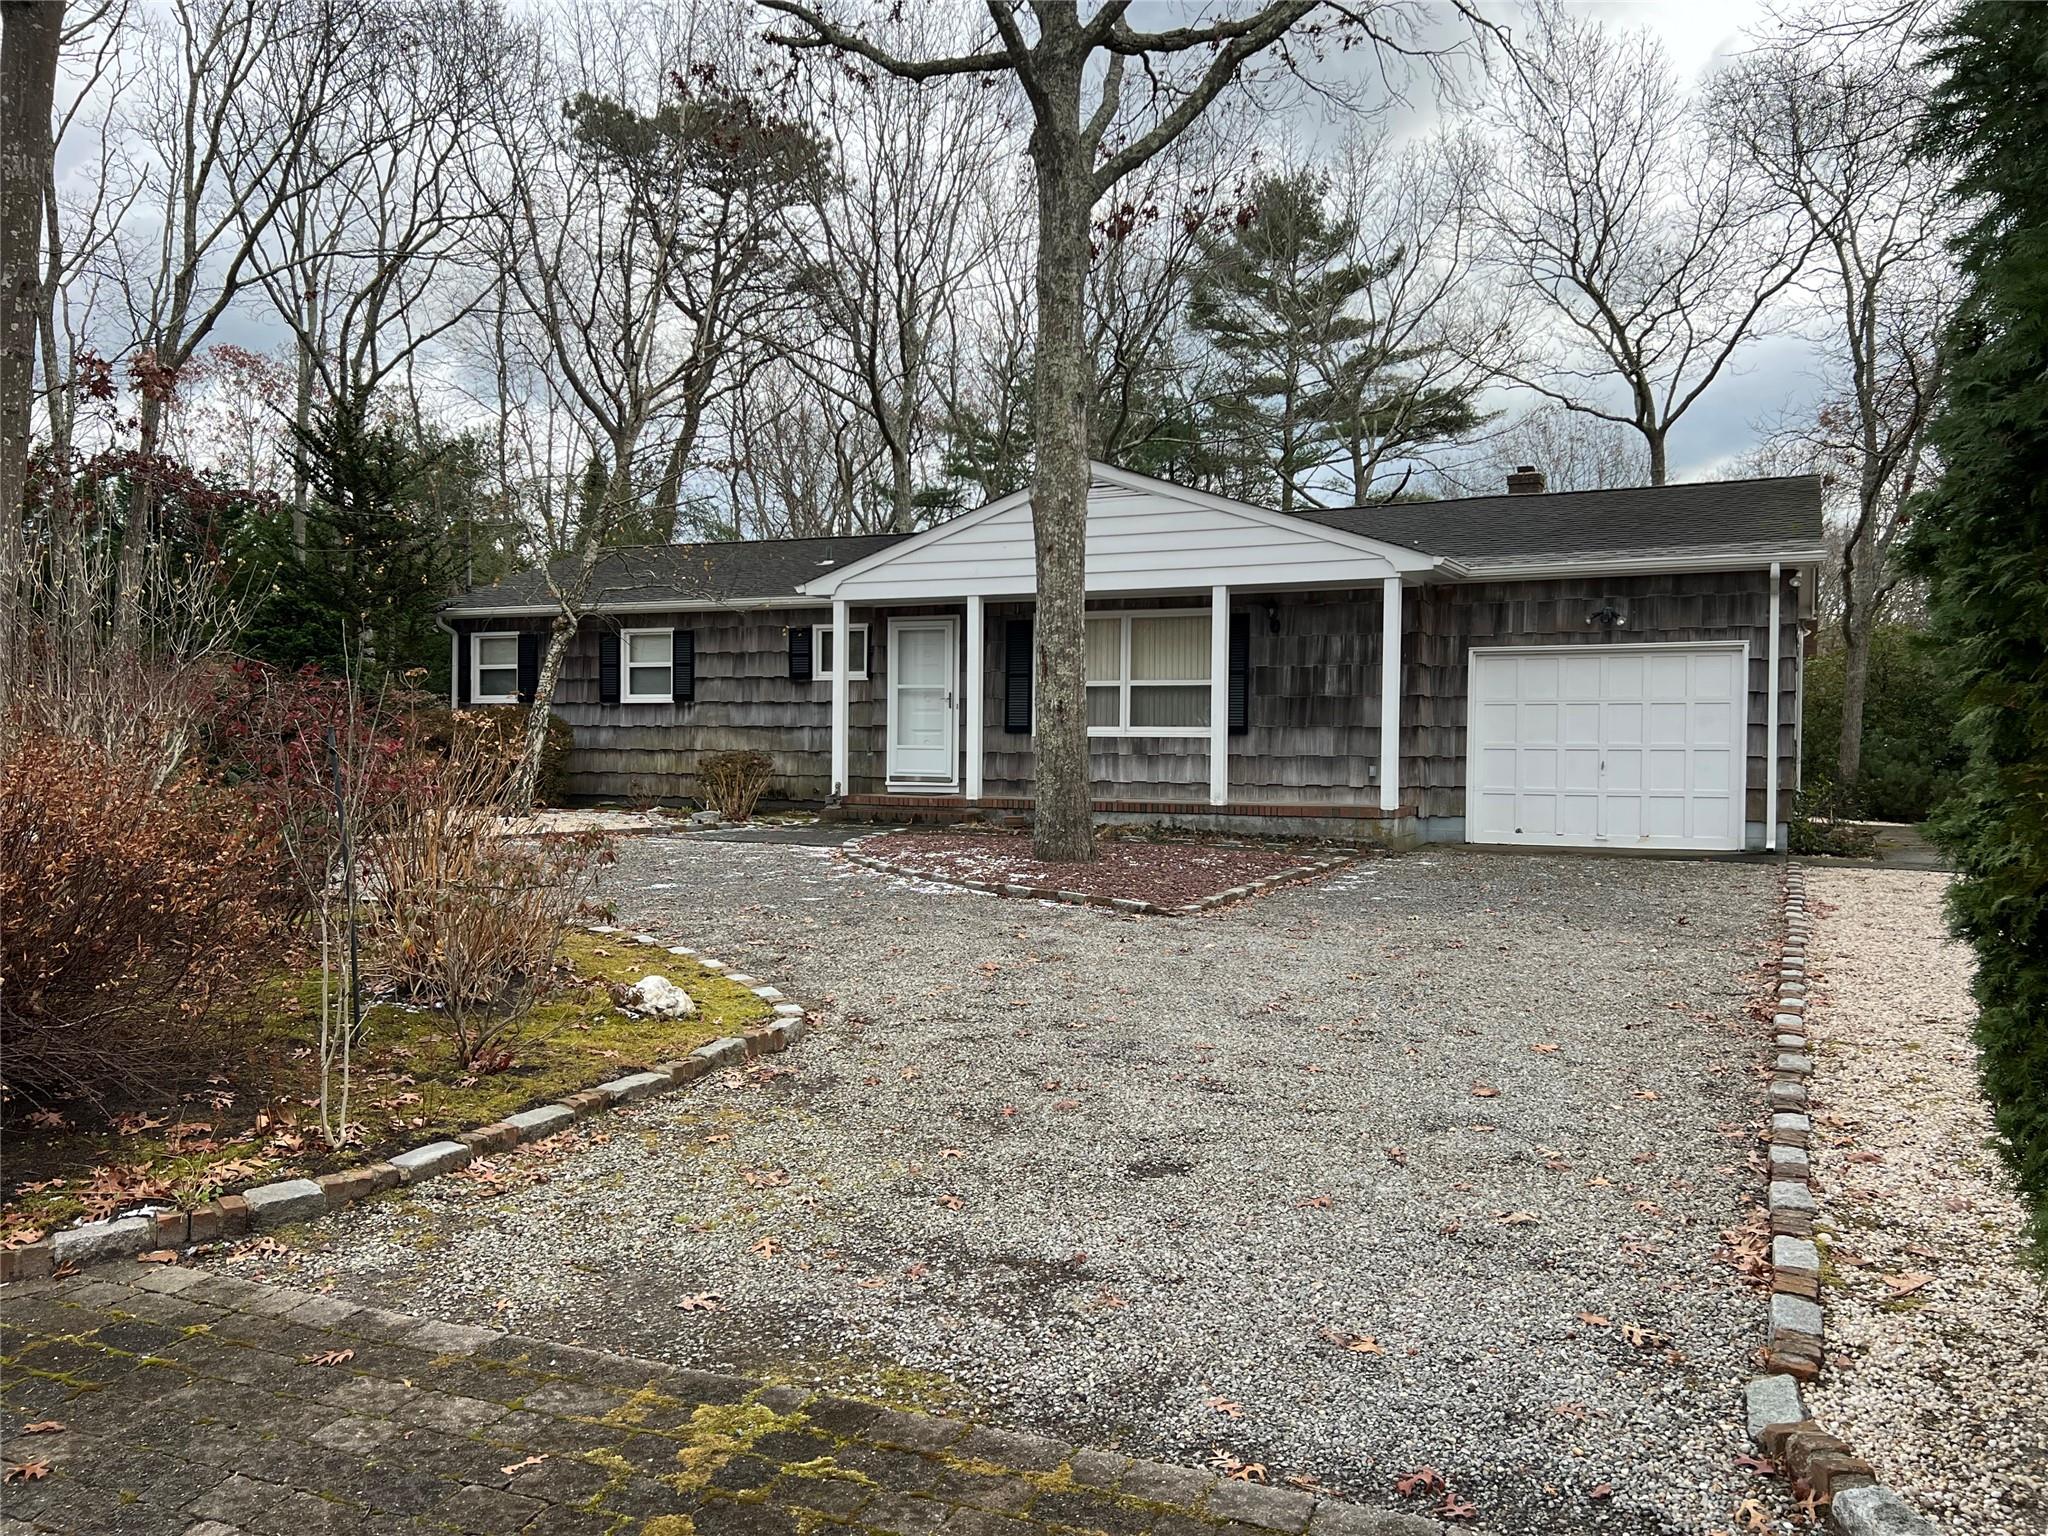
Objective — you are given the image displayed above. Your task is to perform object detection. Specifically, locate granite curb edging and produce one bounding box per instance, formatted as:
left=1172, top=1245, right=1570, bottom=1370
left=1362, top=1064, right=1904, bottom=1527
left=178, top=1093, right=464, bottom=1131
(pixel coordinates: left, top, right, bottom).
left=1743, top=865, right=1939, bottom=1536
left=838, top=831, right=1359, bottom=916
left=0, top=929, right=815, bottom=1288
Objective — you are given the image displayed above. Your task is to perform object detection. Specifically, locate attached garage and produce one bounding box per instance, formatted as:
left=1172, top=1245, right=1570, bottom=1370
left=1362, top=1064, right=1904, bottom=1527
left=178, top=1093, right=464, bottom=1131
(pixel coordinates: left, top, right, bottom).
left=1466, top=644, right=1749, bottom=852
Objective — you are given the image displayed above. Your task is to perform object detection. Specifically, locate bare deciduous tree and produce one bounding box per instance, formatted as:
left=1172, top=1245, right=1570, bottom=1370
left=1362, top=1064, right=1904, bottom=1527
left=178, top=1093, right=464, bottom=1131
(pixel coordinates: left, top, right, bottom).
left=782, top=14, right=1011, bottom=531
left=1, top=0, right=65, bottom=726
left=484, top=0, right=821, bottom=806
left=1481, top=2, right=1813, bottom=485
left=1714, top=4, right=1955, bottom=793
left=762, top=0, right=1450, bottom=861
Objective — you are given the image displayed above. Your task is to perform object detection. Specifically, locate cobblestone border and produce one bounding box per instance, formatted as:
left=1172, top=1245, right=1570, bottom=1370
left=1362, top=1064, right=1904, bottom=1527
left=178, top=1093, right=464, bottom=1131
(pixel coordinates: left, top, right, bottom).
left=1743, top=865, right=1938, bottom=1536
left=839, top=831, right=1359, bottom=916
left=0, top=930, right=812, bottom=1287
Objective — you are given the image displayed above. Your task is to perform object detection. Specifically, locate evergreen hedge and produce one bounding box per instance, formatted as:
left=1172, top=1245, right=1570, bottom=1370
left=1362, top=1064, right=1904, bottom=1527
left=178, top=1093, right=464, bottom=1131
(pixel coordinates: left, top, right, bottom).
left=1909, top=2, right=2048, bottom=1249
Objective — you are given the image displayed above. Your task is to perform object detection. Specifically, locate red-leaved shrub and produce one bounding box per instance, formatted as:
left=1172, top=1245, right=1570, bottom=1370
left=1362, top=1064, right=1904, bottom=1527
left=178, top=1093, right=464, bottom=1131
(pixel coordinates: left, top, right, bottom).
left=0, top=732, right=287, bottom=1105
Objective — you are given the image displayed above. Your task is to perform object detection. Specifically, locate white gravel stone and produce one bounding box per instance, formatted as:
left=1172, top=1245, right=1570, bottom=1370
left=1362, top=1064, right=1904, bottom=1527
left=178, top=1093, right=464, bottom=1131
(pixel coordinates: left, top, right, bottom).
left=1801, top=868, right=2047, bottom=1536
left=627, top=974, right=696, bottom=1019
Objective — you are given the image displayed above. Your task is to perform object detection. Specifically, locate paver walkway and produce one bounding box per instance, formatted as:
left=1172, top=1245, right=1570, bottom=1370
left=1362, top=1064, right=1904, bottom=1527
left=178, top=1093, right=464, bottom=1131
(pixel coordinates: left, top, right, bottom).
left=0, top=1266, right=1439, bottom=1536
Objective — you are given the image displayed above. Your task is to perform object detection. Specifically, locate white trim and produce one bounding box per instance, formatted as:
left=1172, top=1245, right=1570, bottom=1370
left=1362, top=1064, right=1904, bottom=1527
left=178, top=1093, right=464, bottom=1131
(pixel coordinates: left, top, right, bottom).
left=1766, top=561, right=1782, bottom=851
left=1462, top=640, right=1751, bottom=852
left=470, top=631, right=521, bottom=705
left=885, top=616, right=960, bottom=790
left=620, top=627, right=675, bottom=704
left=965, top=596, right=985, bottom=802
left=799, top=459, right=1437, bottom=599
left=1456, top=547, right=1827, bottom=581
left=830, top=600, right=850, bottom=796
left=811, top=621, right=869, bottom=681
left=1379, top=576, right=1401, bottom=812
left=1083, top=607, right=1216, bottom=739
left=1208, top=585, right=1230, bottom=806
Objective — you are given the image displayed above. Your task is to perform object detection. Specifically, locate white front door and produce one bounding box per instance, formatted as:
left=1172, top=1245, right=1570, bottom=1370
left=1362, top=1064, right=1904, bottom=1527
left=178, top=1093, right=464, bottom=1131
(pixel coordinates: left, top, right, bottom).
left=1466, top=644, right=1748, bottom=851
left=887, top=618, right=959, bottom=787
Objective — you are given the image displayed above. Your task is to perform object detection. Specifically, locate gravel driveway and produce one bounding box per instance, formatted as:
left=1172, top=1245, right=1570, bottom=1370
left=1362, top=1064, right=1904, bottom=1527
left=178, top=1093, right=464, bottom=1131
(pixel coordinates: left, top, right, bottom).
left=234, top=837, right=1782, bottom=1536
left=1800, top=868, right=2047, bottom=1534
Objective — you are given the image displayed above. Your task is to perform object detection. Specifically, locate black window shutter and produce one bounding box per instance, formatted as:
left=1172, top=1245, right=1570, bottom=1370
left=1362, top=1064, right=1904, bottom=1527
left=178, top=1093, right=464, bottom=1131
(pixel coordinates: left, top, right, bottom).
left=789, top=624, right=813, bottom=682
left=672, top=629, right=695, bottom=703
left=456, top=631, right=472, bottom=705
left=1228, top=611, right=1250, bottom=735
left=597, top=629, right=621, bottom=705
left=1004, top=618, right=1033, bottom=734
left=516, top=632, right=541, bottom=703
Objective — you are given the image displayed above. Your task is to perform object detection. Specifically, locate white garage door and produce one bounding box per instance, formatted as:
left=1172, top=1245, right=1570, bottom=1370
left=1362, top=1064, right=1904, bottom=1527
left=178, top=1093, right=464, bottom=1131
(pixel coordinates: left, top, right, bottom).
left=1467, top=645, right=1748, bottom=852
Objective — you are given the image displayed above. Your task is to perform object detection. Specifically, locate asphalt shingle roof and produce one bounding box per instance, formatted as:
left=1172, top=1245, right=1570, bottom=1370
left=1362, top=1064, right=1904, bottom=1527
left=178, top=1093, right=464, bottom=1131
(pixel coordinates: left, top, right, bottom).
left=441, top=532, right=909, bottom=612
left=1293, top=475, right=1825, bottom=563
left=446, top=476, right=1826, bottom=611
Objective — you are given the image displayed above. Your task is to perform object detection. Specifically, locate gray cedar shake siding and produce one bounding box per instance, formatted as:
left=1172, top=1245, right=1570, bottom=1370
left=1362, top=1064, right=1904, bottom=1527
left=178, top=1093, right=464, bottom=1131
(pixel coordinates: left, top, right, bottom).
left=449, top=566, right=1801, bottom=836
left=442, top=468, right=1821, bottom=845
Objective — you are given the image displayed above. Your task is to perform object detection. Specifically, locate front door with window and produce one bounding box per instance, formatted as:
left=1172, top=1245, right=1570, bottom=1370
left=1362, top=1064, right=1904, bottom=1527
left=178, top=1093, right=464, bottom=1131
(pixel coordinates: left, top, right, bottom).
left=887, top=618, right=958, bottom=787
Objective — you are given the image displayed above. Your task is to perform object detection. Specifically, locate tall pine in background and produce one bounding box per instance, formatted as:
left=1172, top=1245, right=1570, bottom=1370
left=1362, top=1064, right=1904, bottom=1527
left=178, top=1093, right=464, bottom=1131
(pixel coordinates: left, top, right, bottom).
left=1909, top=2, right=2048, bottom=1247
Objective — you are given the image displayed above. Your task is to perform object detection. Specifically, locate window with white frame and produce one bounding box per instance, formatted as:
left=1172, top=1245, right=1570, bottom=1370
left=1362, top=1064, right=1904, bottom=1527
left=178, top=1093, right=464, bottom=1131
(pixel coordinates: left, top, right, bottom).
left=1085, top=611, right=1211, bottom=735
left=813, top=623, right=869, bottom=680
left=472, top=632, right=520, bottom=704
left=622, top=628, right=674, bottom=702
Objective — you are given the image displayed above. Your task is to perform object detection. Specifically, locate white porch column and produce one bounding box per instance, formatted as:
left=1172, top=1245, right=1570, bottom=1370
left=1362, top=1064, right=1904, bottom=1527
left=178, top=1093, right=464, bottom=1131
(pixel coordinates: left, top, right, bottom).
left=1379, top=576, right=1401, bottom=812
left=830, top=599, right=850, bottom=797
left=1209, top=584, right=1230, bottom=806
left=965, top=594, right=985, bottom=802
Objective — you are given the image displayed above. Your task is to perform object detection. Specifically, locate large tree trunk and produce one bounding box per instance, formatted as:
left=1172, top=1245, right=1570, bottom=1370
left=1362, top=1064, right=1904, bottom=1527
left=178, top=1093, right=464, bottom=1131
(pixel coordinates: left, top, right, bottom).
left=1024, top=50, right=1096, bottom=864
left=510, top=610, right=574, bottom=809
left=889, top=433, right=913, bottom=534
left=1, top=4, right=63, bottom=676
left=1836, top=611, right=1873, bottom=795
left=1644, top=425, right=1668, bottom=487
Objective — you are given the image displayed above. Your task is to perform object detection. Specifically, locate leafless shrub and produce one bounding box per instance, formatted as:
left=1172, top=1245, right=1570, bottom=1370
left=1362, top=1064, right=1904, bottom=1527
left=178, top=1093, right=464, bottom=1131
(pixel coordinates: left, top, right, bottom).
left=0, top=730, right=286, bottom=1107
left=362, top=727, right=607, bottom=1069
left=697, top=750, right=772, bottom=822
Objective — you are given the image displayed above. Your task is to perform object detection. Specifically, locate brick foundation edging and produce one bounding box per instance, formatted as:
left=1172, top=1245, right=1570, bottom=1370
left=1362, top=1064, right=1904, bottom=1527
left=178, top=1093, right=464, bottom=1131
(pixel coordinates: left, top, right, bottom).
left=0, top=929, right=813, bottom=1287
left=1743, top=866, right=1938, bottom=1536
left=838, top=831, right=1359, bottom=917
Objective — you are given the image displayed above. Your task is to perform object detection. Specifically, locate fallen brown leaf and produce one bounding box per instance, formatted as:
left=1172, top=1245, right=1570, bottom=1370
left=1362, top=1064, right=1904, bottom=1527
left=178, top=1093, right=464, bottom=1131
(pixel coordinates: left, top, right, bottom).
left=3, top=1461, right=50, bottom=1483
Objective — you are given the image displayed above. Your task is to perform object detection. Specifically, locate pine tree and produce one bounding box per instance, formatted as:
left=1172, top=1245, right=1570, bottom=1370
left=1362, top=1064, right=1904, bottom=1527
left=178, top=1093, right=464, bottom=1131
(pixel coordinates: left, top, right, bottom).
left=239, top=398, right=463, bottom=685
left=1190, top=171, right=1484, bottom=508
left=1908, top=1, right=2048, bottom=1247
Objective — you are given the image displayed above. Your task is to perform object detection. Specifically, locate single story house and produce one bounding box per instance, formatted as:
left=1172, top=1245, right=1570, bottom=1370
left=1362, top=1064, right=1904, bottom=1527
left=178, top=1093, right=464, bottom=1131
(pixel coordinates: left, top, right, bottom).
left=441, top=462, right=1824, bottom=852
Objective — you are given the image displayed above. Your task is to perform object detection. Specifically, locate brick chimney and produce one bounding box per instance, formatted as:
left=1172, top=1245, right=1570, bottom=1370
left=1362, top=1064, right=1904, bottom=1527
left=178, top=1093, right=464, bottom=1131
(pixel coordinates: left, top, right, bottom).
left=1506, top=464, right=1546, bottom=495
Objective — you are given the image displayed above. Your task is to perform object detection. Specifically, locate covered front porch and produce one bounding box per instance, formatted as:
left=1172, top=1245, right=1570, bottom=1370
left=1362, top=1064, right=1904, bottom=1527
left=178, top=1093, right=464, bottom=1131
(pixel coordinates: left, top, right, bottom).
left=796, top=463, right=1444, bottom=829
left=818, top=583, right=1417, bottom=818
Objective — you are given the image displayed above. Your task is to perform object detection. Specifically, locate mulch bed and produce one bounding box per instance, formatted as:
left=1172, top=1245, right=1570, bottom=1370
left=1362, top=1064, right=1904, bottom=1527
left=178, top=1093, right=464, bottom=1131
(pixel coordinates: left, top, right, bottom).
left=848, top=829, right=1354, bottom=912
